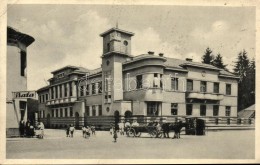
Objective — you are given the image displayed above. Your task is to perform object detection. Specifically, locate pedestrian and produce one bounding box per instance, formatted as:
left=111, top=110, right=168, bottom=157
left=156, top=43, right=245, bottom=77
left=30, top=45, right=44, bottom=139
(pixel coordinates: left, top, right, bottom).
left=29, top=124, right=34, bottom=138
left=69, top=124, right=75, bottom=138
left=118, top=122, right=124, bottom=135
left=113, top=127, right=118, bottom=142
left=66, top=125, right=70, bottom=137
left=156, top=121, right=162, bottom=138
left=125, top=120, right=131, bottom=136
left=38, top=122, right=45, bottom=139
left=25, top=119, right=31, bottom=137
left=162, top=122, right=170, bottom=138
left=82, top=126, right=87, bottom=138
left=86, top=126, right=91, bottom=137
left=19, top=120, right=25, bottom=137
left=91, top=125, right=96, bottom=135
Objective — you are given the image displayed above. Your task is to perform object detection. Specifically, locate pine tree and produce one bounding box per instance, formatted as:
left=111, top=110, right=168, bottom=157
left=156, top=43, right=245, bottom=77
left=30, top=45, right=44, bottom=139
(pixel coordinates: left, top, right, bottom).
left=233, top=50, right=253, bottom=111
left=202, top=47, right=214, bottom=64
left=212, top=53, right=227, bottom=69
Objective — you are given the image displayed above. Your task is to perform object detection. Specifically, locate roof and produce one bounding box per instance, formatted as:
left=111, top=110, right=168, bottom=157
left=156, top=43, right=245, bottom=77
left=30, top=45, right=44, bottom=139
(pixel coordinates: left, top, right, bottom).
left=100, top=27, right=134, bottom=37
left=7, top=26, right=35, bottom=47
left=124, top=54, right=167, bottom=65
left=88, top=68, right=102, bottom=75
left=243, top=104, right=255, bottom=111
left=37, top=85, right=49, bottom=92
left=238, top=104, right=255, bottom=119
left=51, top=65, right=80, bottom=74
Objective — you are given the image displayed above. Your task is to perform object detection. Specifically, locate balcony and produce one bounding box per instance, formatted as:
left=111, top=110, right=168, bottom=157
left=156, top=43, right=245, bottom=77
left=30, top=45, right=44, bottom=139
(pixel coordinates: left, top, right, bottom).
left=46, top=96, right=77, bottom=106
left=186, top=91, right=224, bottom=100
left=124, top=88, right=163, bottom=102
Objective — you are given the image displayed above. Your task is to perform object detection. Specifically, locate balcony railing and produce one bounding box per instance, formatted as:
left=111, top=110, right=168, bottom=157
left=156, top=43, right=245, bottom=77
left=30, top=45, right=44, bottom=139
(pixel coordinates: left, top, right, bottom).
left=186, top=91, right=224, bottom=100
left=46, top=96, right=77, bottom=105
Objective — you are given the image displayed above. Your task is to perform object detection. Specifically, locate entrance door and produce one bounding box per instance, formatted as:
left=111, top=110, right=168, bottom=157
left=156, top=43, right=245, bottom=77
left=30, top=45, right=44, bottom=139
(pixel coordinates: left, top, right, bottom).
left=75, top=112, right=80, bottom=129
left=47, top=114, right=51, bottom=128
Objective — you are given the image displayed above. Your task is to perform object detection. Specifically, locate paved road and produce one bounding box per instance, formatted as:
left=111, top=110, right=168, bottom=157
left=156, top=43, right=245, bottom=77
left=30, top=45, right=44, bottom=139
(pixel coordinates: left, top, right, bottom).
left=6, top=129, right=254, bottom=159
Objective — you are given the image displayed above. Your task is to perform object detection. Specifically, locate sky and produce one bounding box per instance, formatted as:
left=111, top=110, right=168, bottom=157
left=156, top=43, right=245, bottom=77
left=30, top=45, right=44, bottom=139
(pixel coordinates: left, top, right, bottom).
left=7, top=5, right=255, bottom=90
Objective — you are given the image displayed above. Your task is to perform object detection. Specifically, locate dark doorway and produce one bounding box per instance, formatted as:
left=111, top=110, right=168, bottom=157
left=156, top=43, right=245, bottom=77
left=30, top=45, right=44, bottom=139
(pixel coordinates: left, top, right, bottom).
left=75, top=112, right=80, bottom=129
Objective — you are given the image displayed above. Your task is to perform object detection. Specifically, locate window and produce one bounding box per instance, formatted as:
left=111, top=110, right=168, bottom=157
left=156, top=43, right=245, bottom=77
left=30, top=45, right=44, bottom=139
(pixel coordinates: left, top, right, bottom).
left=56, top=109, right=58, bottom=118
left=20, top=51, right=26, bottom=76
left=98, top=82, right=102, bottom=94
left=213, top=105, right=219, bottom=116
left=136, top=75, right=143, bottom=89
left=226, top=84, right=231, bottom=95
left=55, top=86, right=58, bottom=98
left=187, top=80, right=193, bottom=91
left=69, top=82, right=73, bottom=96
left=107, top=43, right=110, bottom=52
left=46, top=94, right=48, bottom=101
left=86, top=84, right=89, bottom=95
left=154, top=73, right=158, bottom=77
left=70, top=107, right=73, bottom=117
left=200, top=105, right=206, bottom=116
left=225, top=106, right=231, bottom=116
left=60, top=108, right=63, bottom=117
left=186, top=104, right=192, bottom=115
left=19, top=101, right=26, bottom=120
left=51, top=87, right=54, bottom=99
left=52, top=109, right=54, bottom=117
left=92, top=106, right=96, bottom=116
left=65, top=108, right=68, bottom=117
left=200, top=81, right=207, bottom=92
left=92, top=83, right=96, bottom=94
left=98, top=105, right=102, bottom=116
left=171, top=78, right=178, bottom=90
left=171, top=103, right=178, bottom=115
left=160, top=74, right=163, bottom=88
left=214, top=82, right=219, bottom=93
left=147, top=102, right=159, bottom=116
left=43, top=110, right=45, bottom=118
left=86, top=106, right=90, bottom=116
left=60, top=85, right=62, bottom=98
left=64, top=84, right=67, bottom=97
left=80, top=85, right=84, bottom=96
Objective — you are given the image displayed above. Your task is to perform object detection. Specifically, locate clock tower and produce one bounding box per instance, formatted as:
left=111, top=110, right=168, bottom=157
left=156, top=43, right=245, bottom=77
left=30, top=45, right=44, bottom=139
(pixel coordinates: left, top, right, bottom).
left=100, top=27, right=134, bottom=115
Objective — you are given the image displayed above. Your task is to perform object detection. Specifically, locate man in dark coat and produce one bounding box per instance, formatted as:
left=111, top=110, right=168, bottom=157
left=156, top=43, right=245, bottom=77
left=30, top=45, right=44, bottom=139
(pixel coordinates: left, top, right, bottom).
left=19, top=120, right=25, bottom=137
left=162, top=122, right=170, bottom=138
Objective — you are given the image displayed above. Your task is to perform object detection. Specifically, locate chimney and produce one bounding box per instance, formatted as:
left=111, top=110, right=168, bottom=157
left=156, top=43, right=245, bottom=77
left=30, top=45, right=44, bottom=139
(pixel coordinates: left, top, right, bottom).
left=148, top=51, right=154, bottom=55
left=159, top=53, right=164, bottom=57
left=186, top=58, right=193, bottom=62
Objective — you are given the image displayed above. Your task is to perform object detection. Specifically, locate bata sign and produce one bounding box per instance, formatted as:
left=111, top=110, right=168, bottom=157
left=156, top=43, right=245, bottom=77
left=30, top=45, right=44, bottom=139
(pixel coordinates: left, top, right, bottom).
left=13, top=91, right=36, bottom=99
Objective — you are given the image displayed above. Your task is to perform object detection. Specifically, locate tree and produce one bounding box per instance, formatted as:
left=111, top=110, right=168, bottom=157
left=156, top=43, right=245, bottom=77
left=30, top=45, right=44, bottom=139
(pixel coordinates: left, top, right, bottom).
left=212, top=53, right=227, bottom=69
left=233, top=50, right=254, bottom=111
left=202, top=47, right=214, bottom=64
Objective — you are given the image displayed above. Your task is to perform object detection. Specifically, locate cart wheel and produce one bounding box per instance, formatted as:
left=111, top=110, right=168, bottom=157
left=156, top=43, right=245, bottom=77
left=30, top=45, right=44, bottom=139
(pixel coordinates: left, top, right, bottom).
left=135, top=131, right=141, bottom=137
left=157, top=131, right=163, bottom=138
left=149, top=130, right=157, bottom=138
left=128, top=128, right=135, bottom=137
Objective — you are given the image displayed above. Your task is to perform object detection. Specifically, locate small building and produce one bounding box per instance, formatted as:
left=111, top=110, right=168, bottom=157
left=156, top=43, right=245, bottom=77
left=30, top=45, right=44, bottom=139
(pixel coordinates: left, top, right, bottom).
left=6, top=26, right=35, bottom=136
left=37, top=27, right=239, bottom=129
left=238, top=104, right=255, bottom=119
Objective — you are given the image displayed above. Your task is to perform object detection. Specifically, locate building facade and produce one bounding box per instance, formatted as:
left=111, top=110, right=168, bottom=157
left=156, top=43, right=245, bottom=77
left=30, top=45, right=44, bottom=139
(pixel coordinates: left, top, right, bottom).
left=37, top=27, right=239, bottom=129
left=7, top=27, right=35, bottom=136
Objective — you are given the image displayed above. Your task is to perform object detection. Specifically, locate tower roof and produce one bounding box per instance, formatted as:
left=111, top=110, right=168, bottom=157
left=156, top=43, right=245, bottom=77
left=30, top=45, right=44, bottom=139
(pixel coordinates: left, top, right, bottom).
left=100, top=27, right=134, bottom=37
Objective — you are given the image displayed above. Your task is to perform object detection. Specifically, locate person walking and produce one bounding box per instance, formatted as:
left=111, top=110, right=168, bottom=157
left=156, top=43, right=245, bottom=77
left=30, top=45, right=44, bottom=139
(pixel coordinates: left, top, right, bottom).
left=113, top=127, right=118, bottom=142
left=69, top=124, right=75, bottom=138
left=162, top=122, right=170, bottom=138
left=82, top=126, right=87, bottom=138
left=66, top=125, right=70, bottom=137
left=91, top=125, right=96, bottom=135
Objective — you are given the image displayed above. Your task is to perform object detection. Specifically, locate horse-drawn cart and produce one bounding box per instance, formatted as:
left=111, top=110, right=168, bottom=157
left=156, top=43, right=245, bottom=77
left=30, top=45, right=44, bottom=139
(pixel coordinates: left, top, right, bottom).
left=126, top=125, right=163, bottom=138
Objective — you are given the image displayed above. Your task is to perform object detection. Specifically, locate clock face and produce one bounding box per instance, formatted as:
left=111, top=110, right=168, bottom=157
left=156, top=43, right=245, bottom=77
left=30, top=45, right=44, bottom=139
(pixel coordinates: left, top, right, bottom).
left=123, top=40, right=128, bottom=46
left=106, top=60, right=110, bottom=66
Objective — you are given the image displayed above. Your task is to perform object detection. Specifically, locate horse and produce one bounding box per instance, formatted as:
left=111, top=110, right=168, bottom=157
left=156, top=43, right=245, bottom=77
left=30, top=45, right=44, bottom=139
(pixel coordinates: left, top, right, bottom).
left=162, top=121, right=186, bottom=139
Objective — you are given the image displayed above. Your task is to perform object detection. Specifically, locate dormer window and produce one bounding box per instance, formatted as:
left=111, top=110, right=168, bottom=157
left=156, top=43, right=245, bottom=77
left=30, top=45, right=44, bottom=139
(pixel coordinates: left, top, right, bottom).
left=57, top=72, right=65, bottom=79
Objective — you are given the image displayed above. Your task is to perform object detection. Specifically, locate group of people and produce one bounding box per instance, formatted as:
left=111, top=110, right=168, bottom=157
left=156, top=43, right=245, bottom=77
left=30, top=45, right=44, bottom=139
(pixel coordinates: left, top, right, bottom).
left=19, top=119, right=45, bottom=138
left=65, top=124, right=96, bottom=138
left=82, top=125, right=95, bottom=138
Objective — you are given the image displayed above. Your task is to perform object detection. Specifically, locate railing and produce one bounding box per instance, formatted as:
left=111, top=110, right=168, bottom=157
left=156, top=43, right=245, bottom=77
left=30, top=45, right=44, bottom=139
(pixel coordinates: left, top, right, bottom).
left=38, top=115, right=255, bottom=130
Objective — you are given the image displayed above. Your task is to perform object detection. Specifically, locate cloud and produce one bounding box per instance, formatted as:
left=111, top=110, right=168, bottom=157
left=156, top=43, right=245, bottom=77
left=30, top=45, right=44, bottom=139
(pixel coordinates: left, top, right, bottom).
left=132, top=27, right=182, bottom=58
left=9, top=10, right=112, bottom=90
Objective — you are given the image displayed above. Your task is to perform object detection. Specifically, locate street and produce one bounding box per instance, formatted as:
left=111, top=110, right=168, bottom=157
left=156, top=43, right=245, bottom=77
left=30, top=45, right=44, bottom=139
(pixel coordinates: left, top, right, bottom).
left=6, top=129, right=254, bottom=159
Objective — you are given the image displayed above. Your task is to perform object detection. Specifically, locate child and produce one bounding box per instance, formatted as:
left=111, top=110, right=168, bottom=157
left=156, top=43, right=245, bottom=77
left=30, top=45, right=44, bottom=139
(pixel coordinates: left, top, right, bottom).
left=113, top=127, right=118, bottom=142
left=91, top=125, right=96, bottom=135
left=82, top=126, right=87, bottom=138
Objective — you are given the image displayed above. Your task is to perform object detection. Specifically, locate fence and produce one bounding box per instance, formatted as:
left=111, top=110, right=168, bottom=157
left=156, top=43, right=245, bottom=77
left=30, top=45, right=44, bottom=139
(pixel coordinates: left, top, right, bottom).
left=39, top=115, right=255, bottom=130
